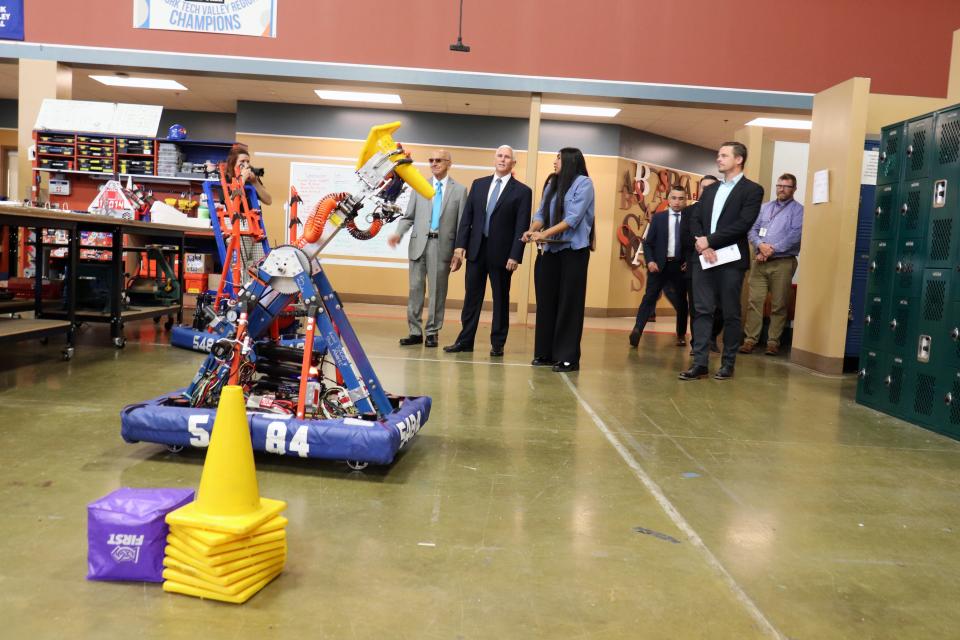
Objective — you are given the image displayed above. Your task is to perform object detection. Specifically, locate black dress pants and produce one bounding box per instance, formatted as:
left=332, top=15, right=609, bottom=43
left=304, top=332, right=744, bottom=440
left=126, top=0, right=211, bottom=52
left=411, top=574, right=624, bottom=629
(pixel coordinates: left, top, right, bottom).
left=691, top=259, right=747, bottom=368
left=685, top=271, right=724, bottom=345
left=633, top=260, right=687, bottom=337
left=534, top=247, right=590, bottom=365
left=455, top=237, right=512, bottom=348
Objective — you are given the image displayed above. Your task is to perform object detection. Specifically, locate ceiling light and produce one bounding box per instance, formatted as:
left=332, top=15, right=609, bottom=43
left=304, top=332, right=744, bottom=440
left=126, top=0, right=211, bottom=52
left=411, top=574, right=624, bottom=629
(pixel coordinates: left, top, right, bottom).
left=89, top=75, right=187, bottom=90
left=745, top=117, right=812, bottom=130
left=541, top=104, right=620, bottom=118
left=315, top=90, right=402, bottom=104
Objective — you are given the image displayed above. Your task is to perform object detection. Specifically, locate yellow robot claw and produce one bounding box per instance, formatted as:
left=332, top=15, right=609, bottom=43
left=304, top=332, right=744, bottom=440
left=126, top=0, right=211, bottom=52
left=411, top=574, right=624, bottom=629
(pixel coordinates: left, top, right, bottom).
left=357, top=122, right=435, bottom=200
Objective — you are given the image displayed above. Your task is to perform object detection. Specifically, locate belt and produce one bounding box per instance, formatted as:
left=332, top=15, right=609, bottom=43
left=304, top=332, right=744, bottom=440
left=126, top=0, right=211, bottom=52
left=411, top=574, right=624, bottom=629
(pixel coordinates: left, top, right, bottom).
left=765, top=255, right=796, bottom=261
left=427, top=231, right=439, bottom=239
left=666, top=257, right=680, bottom=262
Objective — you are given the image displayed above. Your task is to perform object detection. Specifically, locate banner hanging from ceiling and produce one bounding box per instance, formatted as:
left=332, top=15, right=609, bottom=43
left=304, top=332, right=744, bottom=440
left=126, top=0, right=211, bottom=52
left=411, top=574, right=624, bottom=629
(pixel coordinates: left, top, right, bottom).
left=0, top=1, right=25, bottom=41
left=133, top=0, right=277, bottom=38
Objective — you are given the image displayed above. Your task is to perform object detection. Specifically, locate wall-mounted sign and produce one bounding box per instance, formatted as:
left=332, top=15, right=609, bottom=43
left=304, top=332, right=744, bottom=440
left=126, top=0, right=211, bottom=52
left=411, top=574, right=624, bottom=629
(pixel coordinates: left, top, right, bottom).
left=133, top=0, right=277, bottom=38
left=0, top=1, right=25, bottom=41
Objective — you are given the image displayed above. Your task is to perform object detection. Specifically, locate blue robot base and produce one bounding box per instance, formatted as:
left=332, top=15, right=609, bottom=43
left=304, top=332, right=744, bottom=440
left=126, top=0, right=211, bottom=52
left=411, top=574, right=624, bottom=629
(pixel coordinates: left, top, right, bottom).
left=121, top=391, right=430, bottom=466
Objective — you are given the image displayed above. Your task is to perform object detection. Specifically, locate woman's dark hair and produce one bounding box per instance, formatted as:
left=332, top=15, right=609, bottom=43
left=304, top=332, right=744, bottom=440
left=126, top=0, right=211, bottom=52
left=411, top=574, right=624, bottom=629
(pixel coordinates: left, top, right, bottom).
left=224, top=144, right=249, bottom=182
left=545, top=147, right=589, bottom=227
left=542, top=172, right=556, bottom=196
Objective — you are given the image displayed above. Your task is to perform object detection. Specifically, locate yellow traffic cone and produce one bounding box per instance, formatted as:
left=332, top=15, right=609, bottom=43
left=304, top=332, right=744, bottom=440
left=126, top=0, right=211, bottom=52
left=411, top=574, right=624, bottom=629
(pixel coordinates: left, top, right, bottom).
left=166, top=386, right=286, bottom=535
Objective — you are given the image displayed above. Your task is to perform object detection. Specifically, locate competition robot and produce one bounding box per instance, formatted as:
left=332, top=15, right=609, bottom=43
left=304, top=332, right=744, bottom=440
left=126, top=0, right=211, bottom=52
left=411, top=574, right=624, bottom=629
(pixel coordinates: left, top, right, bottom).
left=122, top=123, right=433, bottom=468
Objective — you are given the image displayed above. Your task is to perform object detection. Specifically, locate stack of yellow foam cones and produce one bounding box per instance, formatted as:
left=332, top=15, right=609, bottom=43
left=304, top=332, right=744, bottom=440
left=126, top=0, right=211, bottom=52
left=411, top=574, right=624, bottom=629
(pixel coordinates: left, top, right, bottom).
left=162, top=386, right=288, bottom=604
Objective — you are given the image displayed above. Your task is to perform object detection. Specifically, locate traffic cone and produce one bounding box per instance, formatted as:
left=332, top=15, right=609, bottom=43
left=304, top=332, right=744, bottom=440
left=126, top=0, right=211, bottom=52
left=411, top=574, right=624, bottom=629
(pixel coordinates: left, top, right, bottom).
left=166, top=386, right=286, bottom=535
left=163, top=385, right=288, bottom=604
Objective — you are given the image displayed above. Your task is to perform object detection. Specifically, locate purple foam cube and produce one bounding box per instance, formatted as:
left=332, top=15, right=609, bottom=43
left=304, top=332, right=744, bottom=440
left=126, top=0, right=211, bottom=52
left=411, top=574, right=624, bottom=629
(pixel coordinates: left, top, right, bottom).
left=87, top=487, right=194, bottom=582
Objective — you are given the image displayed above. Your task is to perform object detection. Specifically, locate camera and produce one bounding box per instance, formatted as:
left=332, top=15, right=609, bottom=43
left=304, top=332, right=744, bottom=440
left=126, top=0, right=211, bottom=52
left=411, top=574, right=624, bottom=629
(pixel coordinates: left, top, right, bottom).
left=251, top=166, right=265, bottom=178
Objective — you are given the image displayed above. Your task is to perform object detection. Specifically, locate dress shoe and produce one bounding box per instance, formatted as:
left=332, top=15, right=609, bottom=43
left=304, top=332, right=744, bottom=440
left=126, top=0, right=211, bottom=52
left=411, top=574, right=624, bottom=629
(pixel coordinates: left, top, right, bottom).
left=552, top=361, right=579, bottom=372
left=714, top=365, right=735, bottom=380
left=399, top=334, right=423, bottom=346
left=709, top=340, right=721, bottom=353
left=738, top=341, right=755, bottom=354
left=531, top=357, right=555, bottom=367
left=629, top=325, right=641, bottom=347
left=443, top=342, right=473, bottom=353
left=678, top=365, right=709, bottom=380
left=490, top=347, right=504, bottom=357
left=764, top=343, right=779, bottom=356
left=675, top=336, right=687, bottom=347
left=424, top=335, right=438, bottom=348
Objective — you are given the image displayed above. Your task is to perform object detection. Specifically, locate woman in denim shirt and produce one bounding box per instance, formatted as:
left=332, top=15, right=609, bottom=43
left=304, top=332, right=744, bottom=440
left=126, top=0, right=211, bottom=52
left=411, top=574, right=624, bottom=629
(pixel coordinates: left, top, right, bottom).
left=522, top=147, right=595, bottom=372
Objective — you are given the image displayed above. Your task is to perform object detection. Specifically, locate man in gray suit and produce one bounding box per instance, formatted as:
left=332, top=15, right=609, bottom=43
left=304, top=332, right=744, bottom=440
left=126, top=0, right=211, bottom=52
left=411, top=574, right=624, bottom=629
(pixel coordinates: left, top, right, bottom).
left=388, top=149, right=468, bottom=347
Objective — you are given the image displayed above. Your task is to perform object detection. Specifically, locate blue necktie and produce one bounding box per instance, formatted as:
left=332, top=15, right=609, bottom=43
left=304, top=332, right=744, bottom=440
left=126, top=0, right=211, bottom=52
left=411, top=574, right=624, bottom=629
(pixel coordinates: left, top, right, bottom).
left=430, top=180, right=443, bottom=231
left=484, top=178, right=502, bottom=237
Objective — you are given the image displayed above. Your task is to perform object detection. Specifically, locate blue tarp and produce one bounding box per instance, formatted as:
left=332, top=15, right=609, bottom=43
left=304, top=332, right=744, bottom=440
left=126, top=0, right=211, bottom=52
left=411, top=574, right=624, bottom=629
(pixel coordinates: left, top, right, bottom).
left=121, top=391, right=430, bottom=466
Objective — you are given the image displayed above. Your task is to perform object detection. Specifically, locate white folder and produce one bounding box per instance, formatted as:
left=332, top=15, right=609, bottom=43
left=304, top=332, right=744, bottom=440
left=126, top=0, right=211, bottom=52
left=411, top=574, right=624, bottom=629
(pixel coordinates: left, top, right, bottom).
left=699, top=244, right=741, bottom=270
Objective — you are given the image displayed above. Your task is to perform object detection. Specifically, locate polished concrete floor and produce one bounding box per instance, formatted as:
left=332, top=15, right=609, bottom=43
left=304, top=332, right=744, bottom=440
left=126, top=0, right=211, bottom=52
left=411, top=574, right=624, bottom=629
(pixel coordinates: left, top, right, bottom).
left=2, top=306, right=959, bottom=639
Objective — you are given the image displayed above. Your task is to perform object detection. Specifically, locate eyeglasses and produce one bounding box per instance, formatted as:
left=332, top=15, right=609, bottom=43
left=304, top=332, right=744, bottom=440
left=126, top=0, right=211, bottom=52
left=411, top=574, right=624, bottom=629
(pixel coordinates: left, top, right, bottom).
left=775, top=184, right=795, bottom=189
left=428, top=158, right=449, bottom=164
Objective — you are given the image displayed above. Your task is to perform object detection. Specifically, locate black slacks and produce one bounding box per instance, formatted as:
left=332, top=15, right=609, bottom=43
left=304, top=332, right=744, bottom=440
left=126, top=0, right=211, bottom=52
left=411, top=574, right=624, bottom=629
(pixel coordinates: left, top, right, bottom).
left=534, top=247, right=590, bottom=365
left=691, top=259, right=747, bottom=368
left=633, top=260, right=687, bottom=337
left=455, top=237, right=513, bottom=348
left=685, top=272, right=724, bottom=345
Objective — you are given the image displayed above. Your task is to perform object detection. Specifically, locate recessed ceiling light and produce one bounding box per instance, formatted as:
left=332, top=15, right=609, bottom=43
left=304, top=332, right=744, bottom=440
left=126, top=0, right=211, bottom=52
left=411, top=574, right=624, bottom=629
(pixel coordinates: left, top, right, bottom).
left=745, top=117, right=812, bottom=130
left=89, top=75, right=187, bottom=90
left=541, top=104, right=620, bottom=117
left=315, top=90, right=402, bottom=104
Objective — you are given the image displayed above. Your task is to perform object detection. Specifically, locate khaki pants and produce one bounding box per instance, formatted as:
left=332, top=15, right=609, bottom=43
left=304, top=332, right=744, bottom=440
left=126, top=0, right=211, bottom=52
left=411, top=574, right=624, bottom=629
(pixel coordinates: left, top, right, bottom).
left=743, top=256, right=797, bottom=347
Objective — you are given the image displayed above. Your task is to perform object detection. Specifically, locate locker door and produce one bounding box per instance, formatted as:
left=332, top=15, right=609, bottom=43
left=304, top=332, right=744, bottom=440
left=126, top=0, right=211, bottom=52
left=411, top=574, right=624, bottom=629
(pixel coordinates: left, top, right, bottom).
left=904, top=115, right=934, bottom=181
left=866, top=240, right=893, bottom=296
left=871, top=183, right=899, bottom=242
left=932, top=106, right=960, bottom=178
left=861, top=294, right=887, bottom=352
left=884, top=297, right=917, bottom=355
left=897, top=179, right=932, bottom=240
left=877, top=123, right=904, bottom=186
left=917, top=269, right=949, bottom=369
left=891, top=238, right=924, bottom=298
left=856, top=350, right=885, bottom=410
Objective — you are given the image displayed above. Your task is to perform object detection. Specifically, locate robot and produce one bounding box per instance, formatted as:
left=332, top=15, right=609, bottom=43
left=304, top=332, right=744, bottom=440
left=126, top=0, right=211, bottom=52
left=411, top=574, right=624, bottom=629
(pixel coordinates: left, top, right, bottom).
left=122, top=123, right=434, bottom=468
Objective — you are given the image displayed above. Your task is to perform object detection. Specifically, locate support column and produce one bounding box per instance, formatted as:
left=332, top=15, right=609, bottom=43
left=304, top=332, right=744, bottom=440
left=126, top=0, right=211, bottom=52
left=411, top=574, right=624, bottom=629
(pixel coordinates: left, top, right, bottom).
left=791, top=77, right=871, bottom=374
left=516, top=93, right=541, bottom=326
left=18, top=60, right=72, bottom=204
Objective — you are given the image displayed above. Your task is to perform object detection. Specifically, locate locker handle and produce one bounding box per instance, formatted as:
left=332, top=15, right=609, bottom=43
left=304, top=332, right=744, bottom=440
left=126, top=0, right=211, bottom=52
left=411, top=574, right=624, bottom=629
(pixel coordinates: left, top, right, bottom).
left=884, top=375, right=893, bottom=387
left=865, top=314, right=872, bottom=325
left=857, top=368, right=868, bottom=379
left=906, top=144, right=914, bottom=157
left=889, top=319, right=898, bottom=330
left=879, top=151, right=887, bottom=162
left=900, top=203, right=909, bottom=215
left=875, top=206, right=883, bottom=217
left=869, top=261, right=877, bottom=272
left=895, top=261, right=904, bottom=273
left=946, top=392, right=954, bottom=406
left=951, top=328, right=959, bottom=341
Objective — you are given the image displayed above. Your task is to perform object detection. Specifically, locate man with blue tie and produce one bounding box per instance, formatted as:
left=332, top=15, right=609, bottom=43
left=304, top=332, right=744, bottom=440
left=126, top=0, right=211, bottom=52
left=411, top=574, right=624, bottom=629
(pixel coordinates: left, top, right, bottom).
left=629, top=185, right=690, bottom=348
left=445, top=145, right=532, bottom=356
left=389, top=149, right=467, bottom=348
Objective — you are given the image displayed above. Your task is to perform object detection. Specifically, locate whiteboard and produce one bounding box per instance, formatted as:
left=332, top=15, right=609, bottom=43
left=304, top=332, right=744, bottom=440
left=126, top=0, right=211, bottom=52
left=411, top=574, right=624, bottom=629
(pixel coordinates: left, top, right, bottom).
left=289, top=162, right=413, bottom=261
left=34, top=99, right=162, bottom=137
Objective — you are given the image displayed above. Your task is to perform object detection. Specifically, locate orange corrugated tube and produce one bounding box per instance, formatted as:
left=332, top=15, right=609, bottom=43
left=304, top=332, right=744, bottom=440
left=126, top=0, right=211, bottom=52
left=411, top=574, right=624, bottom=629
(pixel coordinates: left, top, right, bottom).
left=296, top=192, right=347, bottom=248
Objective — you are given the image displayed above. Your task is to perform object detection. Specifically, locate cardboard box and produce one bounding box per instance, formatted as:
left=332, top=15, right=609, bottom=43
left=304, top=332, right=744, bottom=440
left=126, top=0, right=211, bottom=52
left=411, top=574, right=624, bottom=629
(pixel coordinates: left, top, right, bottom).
left=184, top=253, right=214, bottom=274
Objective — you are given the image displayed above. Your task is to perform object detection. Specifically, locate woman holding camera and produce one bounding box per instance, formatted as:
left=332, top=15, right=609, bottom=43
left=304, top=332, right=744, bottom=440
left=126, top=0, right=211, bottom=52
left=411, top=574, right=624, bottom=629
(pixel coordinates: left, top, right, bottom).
left=224, top=144, right=272, bottom=205
left=522, top=147, right=595, bottom=372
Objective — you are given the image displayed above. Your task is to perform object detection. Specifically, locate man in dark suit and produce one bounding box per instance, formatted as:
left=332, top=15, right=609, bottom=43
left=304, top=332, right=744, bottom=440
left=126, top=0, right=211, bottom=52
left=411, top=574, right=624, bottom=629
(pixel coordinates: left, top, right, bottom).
left=681, top=142, right=763, bottom=381
left=445, top=145, right=532, bottom=356
left=629, top=185, right=689, bottom=347
left=679, top=175, right=724, bottom=355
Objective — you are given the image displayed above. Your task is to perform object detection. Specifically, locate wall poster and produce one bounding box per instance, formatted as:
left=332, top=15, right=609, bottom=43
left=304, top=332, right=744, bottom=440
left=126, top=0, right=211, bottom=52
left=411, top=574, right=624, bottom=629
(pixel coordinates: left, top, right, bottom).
left=134, top=0, right=277, bottom=38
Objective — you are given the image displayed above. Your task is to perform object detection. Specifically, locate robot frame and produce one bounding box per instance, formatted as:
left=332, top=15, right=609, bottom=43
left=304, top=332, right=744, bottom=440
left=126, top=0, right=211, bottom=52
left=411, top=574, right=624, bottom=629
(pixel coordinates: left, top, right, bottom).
left=122, top=123, right=434, bottom=469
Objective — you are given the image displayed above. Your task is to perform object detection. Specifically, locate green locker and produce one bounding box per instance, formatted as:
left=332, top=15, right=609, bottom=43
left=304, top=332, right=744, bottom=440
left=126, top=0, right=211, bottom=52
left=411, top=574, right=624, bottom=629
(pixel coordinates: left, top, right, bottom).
left=880, top=354, right=910, bottom=419
left=931, top=371, right=960, bottom=438
left=904, top=115, right=934, bottom=181
left=932, top=106, right=960, bottom=179
left=856, top=350, right=886, bottom=410
left=891, top=238, right=924, bottom=297
left=872, top=183, right=899, bottom=241
left=866, top=239, right=893, bottom=296
left=916, top=269, right=950, bottom=368
left=897, top=179, right=932, bottom=240
left=883, top=297, right=917, bottom=355
left=877, top=123, right=904, bottom=185
left=861, top=294, right=888, bottom=352
left=942, top=301, right=960, bottom=371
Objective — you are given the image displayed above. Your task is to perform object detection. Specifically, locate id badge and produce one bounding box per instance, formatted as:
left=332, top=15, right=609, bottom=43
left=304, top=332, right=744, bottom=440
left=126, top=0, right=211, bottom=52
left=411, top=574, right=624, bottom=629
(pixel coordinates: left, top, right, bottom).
left=758, top=227, right=768, bottom=238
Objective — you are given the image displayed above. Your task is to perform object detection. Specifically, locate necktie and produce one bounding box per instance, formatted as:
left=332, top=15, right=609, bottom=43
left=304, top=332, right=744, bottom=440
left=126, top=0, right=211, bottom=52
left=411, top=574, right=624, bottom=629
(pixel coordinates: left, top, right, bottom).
left=484, top=178, right=502, bottom=237
left=430, top=181, right=443, bottom=231
left=672, top=212, right=680, bottom=258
